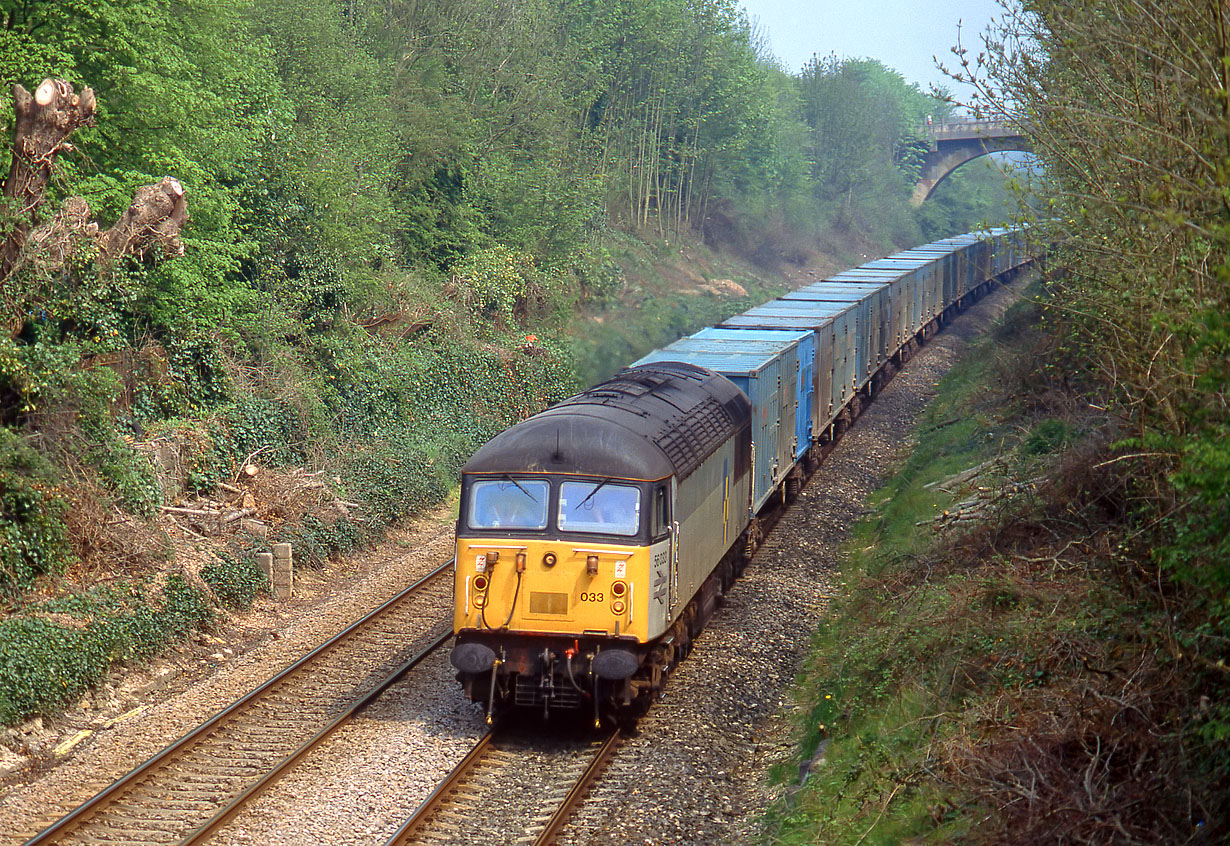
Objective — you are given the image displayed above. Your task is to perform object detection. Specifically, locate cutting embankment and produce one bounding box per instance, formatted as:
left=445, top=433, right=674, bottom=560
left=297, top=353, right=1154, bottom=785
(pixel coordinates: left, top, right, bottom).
left=767, top=281, right=1226, bottom=843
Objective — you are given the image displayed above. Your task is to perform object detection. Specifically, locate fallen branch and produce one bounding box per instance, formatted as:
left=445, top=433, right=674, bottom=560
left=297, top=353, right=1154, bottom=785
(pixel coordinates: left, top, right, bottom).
left=170, top=522, right=210, bottom=541
left=924, top=457, right=1003, bottom=490
left=922, top=416, right=962, bottom=433
left=1091, top=451, right=1178, bottom=469
left=222, top=507, right=257, bottom=524
left=161, top=505, right=222, bottom=518
left=233, top=447, right=269, bottom=483
left=853, top=783, right=904, bottom=846
left=920, top=477, right=1044, bottom=528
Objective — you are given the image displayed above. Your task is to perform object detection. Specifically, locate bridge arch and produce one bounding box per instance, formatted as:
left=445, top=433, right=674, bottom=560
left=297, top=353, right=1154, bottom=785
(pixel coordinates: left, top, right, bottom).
left=911, top=120, right=1031, bottom=205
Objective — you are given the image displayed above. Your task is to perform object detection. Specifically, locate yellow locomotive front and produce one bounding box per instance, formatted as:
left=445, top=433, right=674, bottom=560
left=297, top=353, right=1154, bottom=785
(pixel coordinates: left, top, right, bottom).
left=452, top=473, right=668, bottom=722
left=455, top=476, right=653, bottom=641
left=448, top=363, right=752, bottom=725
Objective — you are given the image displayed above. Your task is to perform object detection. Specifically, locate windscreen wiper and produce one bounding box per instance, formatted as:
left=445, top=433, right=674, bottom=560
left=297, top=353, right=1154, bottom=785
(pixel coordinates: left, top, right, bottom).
left=502, top=474, right=538, bottom=501
left=576, top=477, right=612, bottom=509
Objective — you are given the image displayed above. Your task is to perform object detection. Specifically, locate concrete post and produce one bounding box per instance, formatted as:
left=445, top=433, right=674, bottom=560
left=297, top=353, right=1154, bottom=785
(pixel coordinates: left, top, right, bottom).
left=270, top=543, right=293, bottom=599
left=256, top=551, right=273, bottom=582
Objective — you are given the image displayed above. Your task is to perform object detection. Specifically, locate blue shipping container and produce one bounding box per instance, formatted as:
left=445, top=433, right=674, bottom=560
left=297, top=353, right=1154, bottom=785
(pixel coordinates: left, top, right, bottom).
left=632, top=343, right=795, bottom=513
left=690, top=327, right=815, bottom=459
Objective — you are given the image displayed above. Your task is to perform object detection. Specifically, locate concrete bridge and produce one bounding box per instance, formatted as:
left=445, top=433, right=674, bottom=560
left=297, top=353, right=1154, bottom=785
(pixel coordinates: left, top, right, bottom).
left=911, top=119, right=1031, bottom=205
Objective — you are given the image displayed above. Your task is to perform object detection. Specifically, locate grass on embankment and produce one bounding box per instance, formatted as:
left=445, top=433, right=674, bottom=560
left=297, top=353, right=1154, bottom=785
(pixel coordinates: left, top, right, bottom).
left=764, top=292, right=1219, bottom=843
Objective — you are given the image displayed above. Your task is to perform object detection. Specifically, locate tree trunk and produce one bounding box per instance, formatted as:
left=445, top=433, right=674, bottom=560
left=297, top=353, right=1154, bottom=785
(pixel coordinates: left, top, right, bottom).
left=1, top=80, right=189, bottom=338
left=99, top=176, right=188, bottom=263
left=1, top=79, right=97, bottom=278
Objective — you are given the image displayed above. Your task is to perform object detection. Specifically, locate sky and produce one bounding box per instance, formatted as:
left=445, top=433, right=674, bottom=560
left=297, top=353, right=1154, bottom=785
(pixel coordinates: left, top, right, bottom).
left=738, top=0, right=1004, bottom=95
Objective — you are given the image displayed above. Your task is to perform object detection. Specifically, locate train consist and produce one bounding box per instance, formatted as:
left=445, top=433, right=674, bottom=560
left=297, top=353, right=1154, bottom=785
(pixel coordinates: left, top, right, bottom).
left=449, top=227, right=1036, bottom=725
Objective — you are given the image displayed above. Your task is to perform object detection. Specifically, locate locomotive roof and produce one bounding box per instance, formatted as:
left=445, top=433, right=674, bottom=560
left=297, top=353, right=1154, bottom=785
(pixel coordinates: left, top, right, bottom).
left=462, top=362, right=750, bottom=482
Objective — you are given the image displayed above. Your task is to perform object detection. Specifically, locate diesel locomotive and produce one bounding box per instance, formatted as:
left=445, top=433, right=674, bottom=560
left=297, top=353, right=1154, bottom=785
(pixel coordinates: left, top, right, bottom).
left=449, top=226, right=1036, bottom=725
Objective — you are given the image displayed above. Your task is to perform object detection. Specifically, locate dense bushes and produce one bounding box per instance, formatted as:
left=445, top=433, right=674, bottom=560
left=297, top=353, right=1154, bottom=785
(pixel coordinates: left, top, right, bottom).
left=201, top=556, right=267, bottom=610
left=0, top=429, right=71, bottom=596
left=770, top=292, right=1220, bottom=842
left=0, top=560, right=267, bottom=725
left=275, top=515, right=365, bottom=570
left=961, top=0, right=1229, bottom=750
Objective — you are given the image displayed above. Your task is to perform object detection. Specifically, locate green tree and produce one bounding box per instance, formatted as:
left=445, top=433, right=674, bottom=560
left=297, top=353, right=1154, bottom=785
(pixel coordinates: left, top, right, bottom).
left=795, top=55, right=955, bottom=243
left=961, top=0, right=1230, bottom=794
left=245, top=0, right=396, bottom=315
left=0, top=0, right=286, bottom=339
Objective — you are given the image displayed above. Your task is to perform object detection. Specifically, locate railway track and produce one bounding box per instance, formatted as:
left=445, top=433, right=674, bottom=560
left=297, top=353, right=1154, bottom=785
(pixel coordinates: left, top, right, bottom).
left=25, top=559, right=456, bottom=846
left=386, top=728, right=622, bottom=846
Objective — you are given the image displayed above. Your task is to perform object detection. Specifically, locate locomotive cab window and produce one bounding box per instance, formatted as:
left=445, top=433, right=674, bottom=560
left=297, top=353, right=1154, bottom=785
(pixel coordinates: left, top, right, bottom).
left=650, top=485, right=671, bottom=540
left=557, top=481, right=641, bottom=536
left=467, top=478, right=549, bottom=530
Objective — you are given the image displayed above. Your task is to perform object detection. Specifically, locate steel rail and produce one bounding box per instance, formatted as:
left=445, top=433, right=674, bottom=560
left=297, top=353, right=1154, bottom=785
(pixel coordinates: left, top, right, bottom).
left=533, top=729, right=622, bottom=846
left=384, top=732, right=495, bottom=846
left=182, top=625, right=452, bottom=844
left=24, top=558, right=456, bottom=846
left=383, top=728, right=621, bottom=846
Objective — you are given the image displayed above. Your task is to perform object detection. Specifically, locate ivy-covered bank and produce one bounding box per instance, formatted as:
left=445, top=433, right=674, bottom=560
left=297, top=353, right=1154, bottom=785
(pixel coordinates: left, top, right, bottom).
left=0, top=313, right=576, bottom=725
left=0, top=558, right=264, bottom=725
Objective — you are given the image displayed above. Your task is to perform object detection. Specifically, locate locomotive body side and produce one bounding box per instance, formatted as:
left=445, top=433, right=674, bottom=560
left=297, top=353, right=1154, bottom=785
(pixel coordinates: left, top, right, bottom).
left=673, top=426, right=750, bottom=619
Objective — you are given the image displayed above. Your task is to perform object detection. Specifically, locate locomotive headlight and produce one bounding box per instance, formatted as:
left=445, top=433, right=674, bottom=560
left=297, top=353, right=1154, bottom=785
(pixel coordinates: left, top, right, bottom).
left=586, top=555, right=599, bottom=576
left=612, top=600, right=626, bottom=614
left=473, top=574, right=489, bottom=591
left=543, top=551, right=557, bottom=568
left=611, top=581, right=626, bottom=597
left=474, top=593, right=486, bottom=608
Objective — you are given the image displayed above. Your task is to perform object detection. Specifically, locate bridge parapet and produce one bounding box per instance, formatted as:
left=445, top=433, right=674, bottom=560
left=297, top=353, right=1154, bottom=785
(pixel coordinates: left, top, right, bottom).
left=923, top=119, right=1023, bottom=143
